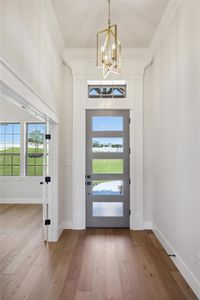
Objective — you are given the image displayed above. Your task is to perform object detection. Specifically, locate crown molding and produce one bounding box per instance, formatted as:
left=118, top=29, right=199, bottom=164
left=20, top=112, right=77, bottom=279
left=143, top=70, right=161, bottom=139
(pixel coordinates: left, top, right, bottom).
left=66, top=58, right=148, bottom=76
left=43, top=0, right=181, bottom=71
left=63, top=48, right=148, bottom=61
left=63, top=48, right=149, bottom=76
left=148, top=0, right=181, bottom=60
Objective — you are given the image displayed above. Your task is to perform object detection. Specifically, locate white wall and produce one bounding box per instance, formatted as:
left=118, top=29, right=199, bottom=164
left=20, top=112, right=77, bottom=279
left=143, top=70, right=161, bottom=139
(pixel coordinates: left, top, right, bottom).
left=143, top=66, right=153, bottom=224
left=58, top=65, right=73, bottom=228
left=1, top=97, right=39, bottom=122
left=0, top=0, right=63, bottom=114
left=144, top=1, right=200, bottom=297
left=0, top=98, right=43, bottom=203
left=0, top=1, right=67, bottom=231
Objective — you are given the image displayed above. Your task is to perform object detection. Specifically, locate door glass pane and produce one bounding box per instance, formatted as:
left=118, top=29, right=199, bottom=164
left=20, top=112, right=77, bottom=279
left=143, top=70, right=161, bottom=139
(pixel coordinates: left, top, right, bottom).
left=92, top=137, right=123, bottom=152
left=92, top=180, right=123, bottom=195
left=92, top=116, right=123, bottom=131
left=92, top=159, right=123, bottom=174
left=93, top=202, right=123, bottom=217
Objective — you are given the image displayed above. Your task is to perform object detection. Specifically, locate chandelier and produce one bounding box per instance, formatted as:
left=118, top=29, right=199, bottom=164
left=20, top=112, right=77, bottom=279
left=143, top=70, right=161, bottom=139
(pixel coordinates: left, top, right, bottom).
left=97, top=0, right=121, bottom=79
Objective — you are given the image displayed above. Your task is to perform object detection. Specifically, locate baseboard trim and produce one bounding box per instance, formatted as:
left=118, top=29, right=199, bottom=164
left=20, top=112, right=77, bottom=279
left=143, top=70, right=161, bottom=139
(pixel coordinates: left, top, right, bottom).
left=57, top=220, right=73, bottom=241
left=143, top=221, right=153, bottom=230
left=153, top=224, right=200, bottom=299
left=0, top=198, right=42, bottom=204
left=59, top=221, right=73, bottom=230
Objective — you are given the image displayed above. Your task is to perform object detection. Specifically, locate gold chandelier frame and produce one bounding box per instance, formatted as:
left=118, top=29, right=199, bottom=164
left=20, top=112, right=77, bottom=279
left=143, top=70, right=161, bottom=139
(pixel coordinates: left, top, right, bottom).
left=96, top=0, right=121, bottom=79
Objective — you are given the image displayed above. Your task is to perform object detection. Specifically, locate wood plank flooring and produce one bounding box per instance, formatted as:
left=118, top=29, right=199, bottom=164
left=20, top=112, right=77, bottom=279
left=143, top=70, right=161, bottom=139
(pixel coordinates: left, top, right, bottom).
left=0, top=204, right=198, bottom=300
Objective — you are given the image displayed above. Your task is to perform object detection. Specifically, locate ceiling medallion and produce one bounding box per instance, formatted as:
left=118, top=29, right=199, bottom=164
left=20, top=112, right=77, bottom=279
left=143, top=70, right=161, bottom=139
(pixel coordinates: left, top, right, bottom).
left=97, top=0, right=121, bottom=79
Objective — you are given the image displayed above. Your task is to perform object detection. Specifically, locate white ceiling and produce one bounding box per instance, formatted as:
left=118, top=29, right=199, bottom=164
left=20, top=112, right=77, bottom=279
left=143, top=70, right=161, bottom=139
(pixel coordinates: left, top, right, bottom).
left=52, top=0, right=169, bottom=48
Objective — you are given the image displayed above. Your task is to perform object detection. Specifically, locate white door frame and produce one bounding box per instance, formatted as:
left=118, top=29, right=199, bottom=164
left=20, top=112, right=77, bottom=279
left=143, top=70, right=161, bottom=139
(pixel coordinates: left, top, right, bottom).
left=0, top=58, right=59, bottom=241
left=67, top=58, right=147, bottom=230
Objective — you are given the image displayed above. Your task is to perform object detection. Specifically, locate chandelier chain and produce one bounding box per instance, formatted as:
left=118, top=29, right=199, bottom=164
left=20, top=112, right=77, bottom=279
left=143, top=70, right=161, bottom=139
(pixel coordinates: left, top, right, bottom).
left=108, top=0, right=111, bottom=26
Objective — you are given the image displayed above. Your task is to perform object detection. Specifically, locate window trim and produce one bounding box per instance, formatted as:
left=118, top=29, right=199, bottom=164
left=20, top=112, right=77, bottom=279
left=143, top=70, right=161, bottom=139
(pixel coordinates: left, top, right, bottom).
left=88, top=84, right=127, bottom=99
left=25, top=122, right=46, bottom=177
left=0, top=122, right=21, bottom=176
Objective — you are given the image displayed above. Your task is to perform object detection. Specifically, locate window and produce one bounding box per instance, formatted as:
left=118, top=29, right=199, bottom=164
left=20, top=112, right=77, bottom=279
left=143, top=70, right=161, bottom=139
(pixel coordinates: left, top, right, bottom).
left=92, top=116, right=123, bottom=131
left=26, top=123, right=46, bottom=176
left=92, top=159, right=124, bottom=174
left=88, top=80, right=126, bottom=98
left=88, top=85, right=126, bottom=98
left=93, top=202, right=123, bottom=217
left=92, top=137, right=123, bottom=153
left=92, top=180, right=123, bottom=196
left=0, top=123, right=20, bottom=176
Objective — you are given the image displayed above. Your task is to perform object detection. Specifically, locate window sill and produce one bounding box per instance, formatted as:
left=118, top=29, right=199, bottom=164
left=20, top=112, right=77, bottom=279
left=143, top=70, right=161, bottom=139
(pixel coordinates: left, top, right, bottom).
left=0, top=176, right=43, bottom=181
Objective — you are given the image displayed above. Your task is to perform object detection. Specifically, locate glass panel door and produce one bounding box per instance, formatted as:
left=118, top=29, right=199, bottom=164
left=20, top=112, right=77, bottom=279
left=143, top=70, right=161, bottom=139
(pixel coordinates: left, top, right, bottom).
left=86, top=110, right=130, bottom=228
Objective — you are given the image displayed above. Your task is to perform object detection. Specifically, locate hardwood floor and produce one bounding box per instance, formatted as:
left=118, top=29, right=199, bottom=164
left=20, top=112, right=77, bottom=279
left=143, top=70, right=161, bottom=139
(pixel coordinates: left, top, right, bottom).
left=0, top=204, right=198, bottom=300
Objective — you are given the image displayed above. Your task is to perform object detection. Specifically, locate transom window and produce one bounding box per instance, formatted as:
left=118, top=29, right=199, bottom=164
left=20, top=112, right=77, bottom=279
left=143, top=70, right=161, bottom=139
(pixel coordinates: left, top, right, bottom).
left=26, top=123, right=46, bottom=176
left=88, top=80, right=126, bottom=99
left=0, top=123, right=21, bottom=176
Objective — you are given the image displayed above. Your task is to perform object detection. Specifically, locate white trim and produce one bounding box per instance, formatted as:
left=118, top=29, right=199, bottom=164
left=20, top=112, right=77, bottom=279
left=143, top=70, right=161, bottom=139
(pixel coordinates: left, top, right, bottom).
left=153, top=224, right=200, bottom=299
left=64, top=48, right=148, bottom=62
left=0, top=59, right=60, bottom=242
left=143, top=221, right=153, bottom=230
left=61, top=221, right=73, bottom=230
left=66, top=55, right=147, bottom=230
left=148, top=0, right=181, bottom=60
left=57, top=224, right=63, bottom=241
left=0, top=176, right=43, bottom=181
left=0, top=198, right=42, bottom=204
left=0, top=59, right=59, bottom=123
left=57, top=221, right=73, bottom=241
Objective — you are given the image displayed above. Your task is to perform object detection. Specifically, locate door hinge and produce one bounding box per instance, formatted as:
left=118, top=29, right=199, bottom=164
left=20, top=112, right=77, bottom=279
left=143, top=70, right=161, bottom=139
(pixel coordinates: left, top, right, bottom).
left=45, top=219, right=51, bottom=225
left=45, top=176, right=51, bottom=184
left=129, top=118, right=131, bottom=124
left=45, top=134, right=51, bottom=140
left=129, top=178, right=131, bottom=184
left=129, top=209, right=131, bottom=216
left=129, top=148, right=131, bottom=154
left=85, top=181, right=91, bottom=185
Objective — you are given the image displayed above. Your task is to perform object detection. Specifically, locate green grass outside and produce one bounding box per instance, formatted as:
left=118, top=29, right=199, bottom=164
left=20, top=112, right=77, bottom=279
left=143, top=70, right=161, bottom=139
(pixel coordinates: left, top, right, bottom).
left=92, top=159, right=123, bottom=174
left=0, top=147, right=43, bottom=176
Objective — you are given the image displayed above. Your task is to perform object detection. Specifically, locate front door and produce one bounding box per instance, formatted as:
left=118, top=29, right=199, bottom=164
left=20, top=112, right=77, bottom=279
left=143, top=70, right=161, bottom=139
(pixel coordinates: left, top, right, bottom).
left=86, top=110, right=130, bottom=227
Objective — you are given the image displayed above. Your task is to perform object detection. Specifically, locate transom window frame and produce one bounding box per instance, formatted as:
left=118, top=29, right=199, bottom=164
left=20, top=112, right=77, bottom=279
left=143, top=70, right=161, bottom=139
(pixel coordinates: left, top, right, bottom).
left=88, top=80, right=127, bottom=99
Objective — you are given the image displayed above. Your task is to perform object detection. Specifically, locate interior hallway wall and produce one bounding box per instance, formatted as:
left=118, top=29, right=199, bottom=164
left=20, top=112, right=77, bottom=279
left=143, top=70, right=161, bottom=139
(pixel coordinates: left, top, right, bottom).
left=58, top=65, right=73, bottom=228
left=143, top=65, right=153, bottom=225
left=0, top=1, right=66, bottom=228
left=144, top=0, right=200, bottom=295
left=0, top=0, right=63, bottom=113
